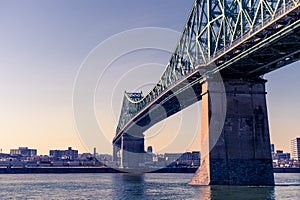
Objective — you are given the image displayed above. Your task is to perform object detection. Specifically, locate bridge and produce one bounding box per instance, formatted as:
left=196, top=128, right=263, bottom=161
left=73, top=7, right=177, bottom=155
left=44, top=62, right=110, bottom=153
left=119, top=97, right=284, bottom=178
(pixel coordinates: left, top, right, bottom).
left=112, top=0, right=300, bottom=185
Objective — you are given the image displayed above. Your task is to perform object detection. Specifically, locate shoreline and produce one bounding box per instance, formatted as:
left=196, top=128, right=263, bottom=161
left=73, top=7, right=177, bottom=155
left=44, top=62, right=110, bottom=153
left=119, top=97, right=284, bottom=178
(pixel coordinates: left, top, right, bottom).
left=0, top=167, right=299, bottom=174
left=0, top=167, right=198, bottom=174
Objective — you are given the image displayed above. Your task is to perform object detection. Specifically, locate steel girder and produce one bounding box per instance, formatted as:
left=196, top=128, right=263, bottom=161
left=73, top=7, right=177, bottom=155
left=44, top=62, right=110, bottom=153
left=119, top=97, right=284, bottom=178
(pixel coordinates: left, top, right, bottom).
left=115, top=0, right=300, bottom=135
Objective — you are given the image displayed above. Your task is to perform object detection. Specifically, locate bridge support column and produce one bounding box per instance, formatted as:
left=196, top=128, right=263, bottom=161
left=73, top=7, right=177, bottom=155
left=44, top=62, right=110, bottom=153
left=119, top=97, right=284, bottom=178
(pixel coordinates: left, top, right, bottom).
left=120, top=134, right=145, bottom=169
left=113, top=144, right=121, bottom=166
left=190, top=78, right=274, bottom=185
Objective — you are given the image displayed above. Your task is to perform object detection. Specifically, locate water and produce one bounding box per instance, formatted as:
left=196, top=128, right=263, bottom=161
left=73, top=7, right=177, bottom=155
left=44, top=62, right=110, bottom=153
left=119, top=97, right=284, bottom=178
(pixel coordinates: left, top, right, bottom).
left=0, top=173, right=299, bottom=199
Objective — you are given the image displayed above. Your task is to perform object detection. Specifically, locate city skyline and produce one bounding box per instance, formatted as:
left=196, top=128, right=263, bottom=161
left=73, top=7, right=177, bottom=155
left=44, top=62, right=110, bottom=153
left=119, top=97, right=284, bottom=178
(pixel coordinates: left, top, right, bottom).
left=2, top=137, right=299, bottom=156
left=0, top=0, right=300, bottom=155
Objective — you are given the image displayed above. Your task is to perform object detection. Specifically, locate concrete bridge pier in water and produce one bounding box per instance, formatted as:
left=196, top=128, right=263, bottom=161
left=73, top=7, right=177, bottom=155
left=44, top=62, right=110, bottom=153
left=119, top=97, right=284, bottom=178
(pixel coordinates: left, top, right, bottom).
left=190, top=78, right=274, bottom=185
left=112, top=0, right=299, bottom=185
left=113, top=133, right=145, bottom=169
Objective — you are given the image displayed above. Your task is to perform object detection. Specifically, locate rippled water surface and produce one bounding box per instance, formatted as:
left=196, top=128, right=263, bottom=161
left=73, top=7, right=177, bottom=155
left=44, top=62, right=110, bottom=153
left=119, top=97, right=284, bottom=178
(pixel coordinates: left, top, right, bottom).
left=0, top=173, right=299, bottom=199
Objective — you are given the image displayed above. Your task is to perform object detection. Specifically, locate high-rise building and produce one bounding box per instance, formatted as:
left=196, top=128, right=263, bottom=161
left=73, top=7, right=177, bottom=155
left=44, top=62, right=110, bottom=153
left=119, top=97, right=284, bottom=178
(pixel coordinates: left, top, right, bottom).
left=291, top=138, right=300, bottom=160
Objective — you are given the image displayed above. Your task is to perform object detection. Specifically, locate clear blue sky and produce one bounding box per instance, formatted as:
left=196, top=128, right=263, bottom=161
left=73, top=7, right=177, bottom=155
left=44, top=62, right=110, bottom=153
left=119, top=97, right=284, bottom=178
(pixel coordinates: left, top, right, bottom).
left=0, top=0, right=299, bottom=155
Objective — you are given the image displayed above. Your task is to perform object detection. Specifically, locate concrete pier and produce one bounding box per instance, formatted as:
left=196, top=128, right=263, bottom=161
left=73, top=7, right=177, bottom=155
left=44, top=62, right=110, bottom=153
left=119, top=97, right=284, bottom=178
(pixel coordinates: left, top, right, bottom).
left=120, top=134, right=145, bottom=168
left=190, top=78, right=274, bottom=185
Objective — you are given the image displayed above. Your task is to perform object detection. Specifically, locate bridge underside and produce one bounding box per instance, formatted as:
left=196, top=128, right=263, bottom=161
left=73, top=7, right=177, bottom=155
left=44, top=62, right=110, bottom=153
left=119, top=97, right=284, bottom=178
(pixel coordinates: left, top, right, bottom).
left=114, top=9, right=300, bottom=148
left=215, top=13, right=300, bottom=78
left=113, top=134, right=145, bottom=169
left=113, top=72, right=203, bottom=167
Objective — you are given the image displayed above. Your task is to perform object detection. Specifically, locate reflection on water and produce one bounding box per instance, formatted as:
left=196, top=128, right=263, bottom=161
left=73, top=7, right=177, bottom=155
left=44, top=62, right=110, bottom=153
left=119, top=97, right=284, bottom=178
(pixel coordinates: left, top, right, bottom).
left=191, top=185, right=275, bottom=200
left=0, top=173, right=298, bottom=199
left=207, top=186, right=274, bottom=200
left=112, top=174, right=145, bottom=199
left=111, top=173, right=276, bottom=200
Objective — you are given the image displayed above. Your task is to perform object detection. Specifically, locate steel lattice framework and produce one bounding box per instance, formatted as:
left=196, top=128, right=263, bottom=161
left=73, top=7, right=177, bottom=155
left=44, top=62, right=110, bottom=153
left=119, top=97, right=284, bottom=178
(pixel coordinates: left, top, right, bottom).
left=116, top=0, right=300, bottom=135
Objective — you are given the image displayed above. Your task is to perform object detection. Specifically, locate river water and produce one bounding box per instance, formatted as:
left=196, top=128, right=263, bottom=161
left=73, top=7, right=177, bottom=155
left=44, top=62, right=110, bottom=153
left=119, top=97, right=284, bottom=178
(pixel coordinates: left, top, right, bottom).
left=0, top=173, right=299, bottom=199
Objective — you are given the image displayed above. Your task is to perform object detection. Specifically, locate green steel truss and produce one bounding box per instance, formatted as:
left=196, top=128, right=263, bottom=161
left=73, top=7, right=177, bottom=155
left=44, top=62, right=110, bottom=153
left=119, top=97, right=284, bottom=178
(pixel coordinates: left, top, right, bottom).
left=116, top=0, right=300, bottom=135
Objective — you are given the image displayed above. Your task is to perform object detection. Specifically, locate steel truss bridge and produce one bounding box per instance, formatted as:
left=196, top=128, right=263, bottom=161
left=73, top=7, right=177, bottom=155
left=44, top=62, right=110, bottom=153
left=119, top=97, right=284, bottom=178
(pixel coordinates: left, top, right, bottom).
left=113, top=0, right=300, bottom=166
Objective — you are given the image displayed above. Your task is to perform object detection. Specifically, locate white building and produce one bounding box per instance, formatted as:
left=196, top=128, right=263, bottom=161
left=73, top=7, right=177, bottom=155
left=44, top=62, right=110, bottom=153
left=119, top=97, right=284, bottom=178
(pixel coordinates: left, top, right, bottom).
left=291, top=138, right=300, bottom=160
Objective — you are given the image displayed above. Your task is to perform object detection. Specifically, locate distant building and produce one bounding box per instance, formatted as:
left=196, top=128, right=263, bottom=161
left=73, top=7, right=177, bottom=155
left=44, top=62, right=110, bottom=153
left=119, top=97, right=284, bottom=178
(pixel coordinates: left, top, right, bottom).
left=49, top=147, right=78, bottom=160
left=153, top=154, right=165, bottom=163
left=147, top=146, right=153, bottom=153
left=145, top=146, right=154, bottom=164
left=49, top=150, right=63, bottom=159
left=291, top=138, right=300, bottom=160
left=276, top=150, right=283, bottom=154
left=275, top=150, right=290, bottom=160
left=164, top=153, right=182, bottom=163
left=271, top=144, right=275, bottom=153
left=96, top=154, right=113, bottom=163
left=164, top=152, right=201, bottom=167
left=178, top=151, right=201, bottom=167
left=0, top=153, right=10, bottom=159
left=10, top=147, right=37, bottom=157
left=191, top=151, right=201, bottom=166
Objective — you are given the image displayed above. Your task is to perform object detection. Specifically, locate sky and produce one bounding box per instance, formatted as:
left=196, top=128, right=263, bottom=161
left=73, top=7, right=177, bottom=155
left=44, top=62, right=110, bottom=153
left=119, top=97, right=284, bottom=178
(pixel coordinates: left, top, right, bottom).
left=0, top=0, right=299, bottom=155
